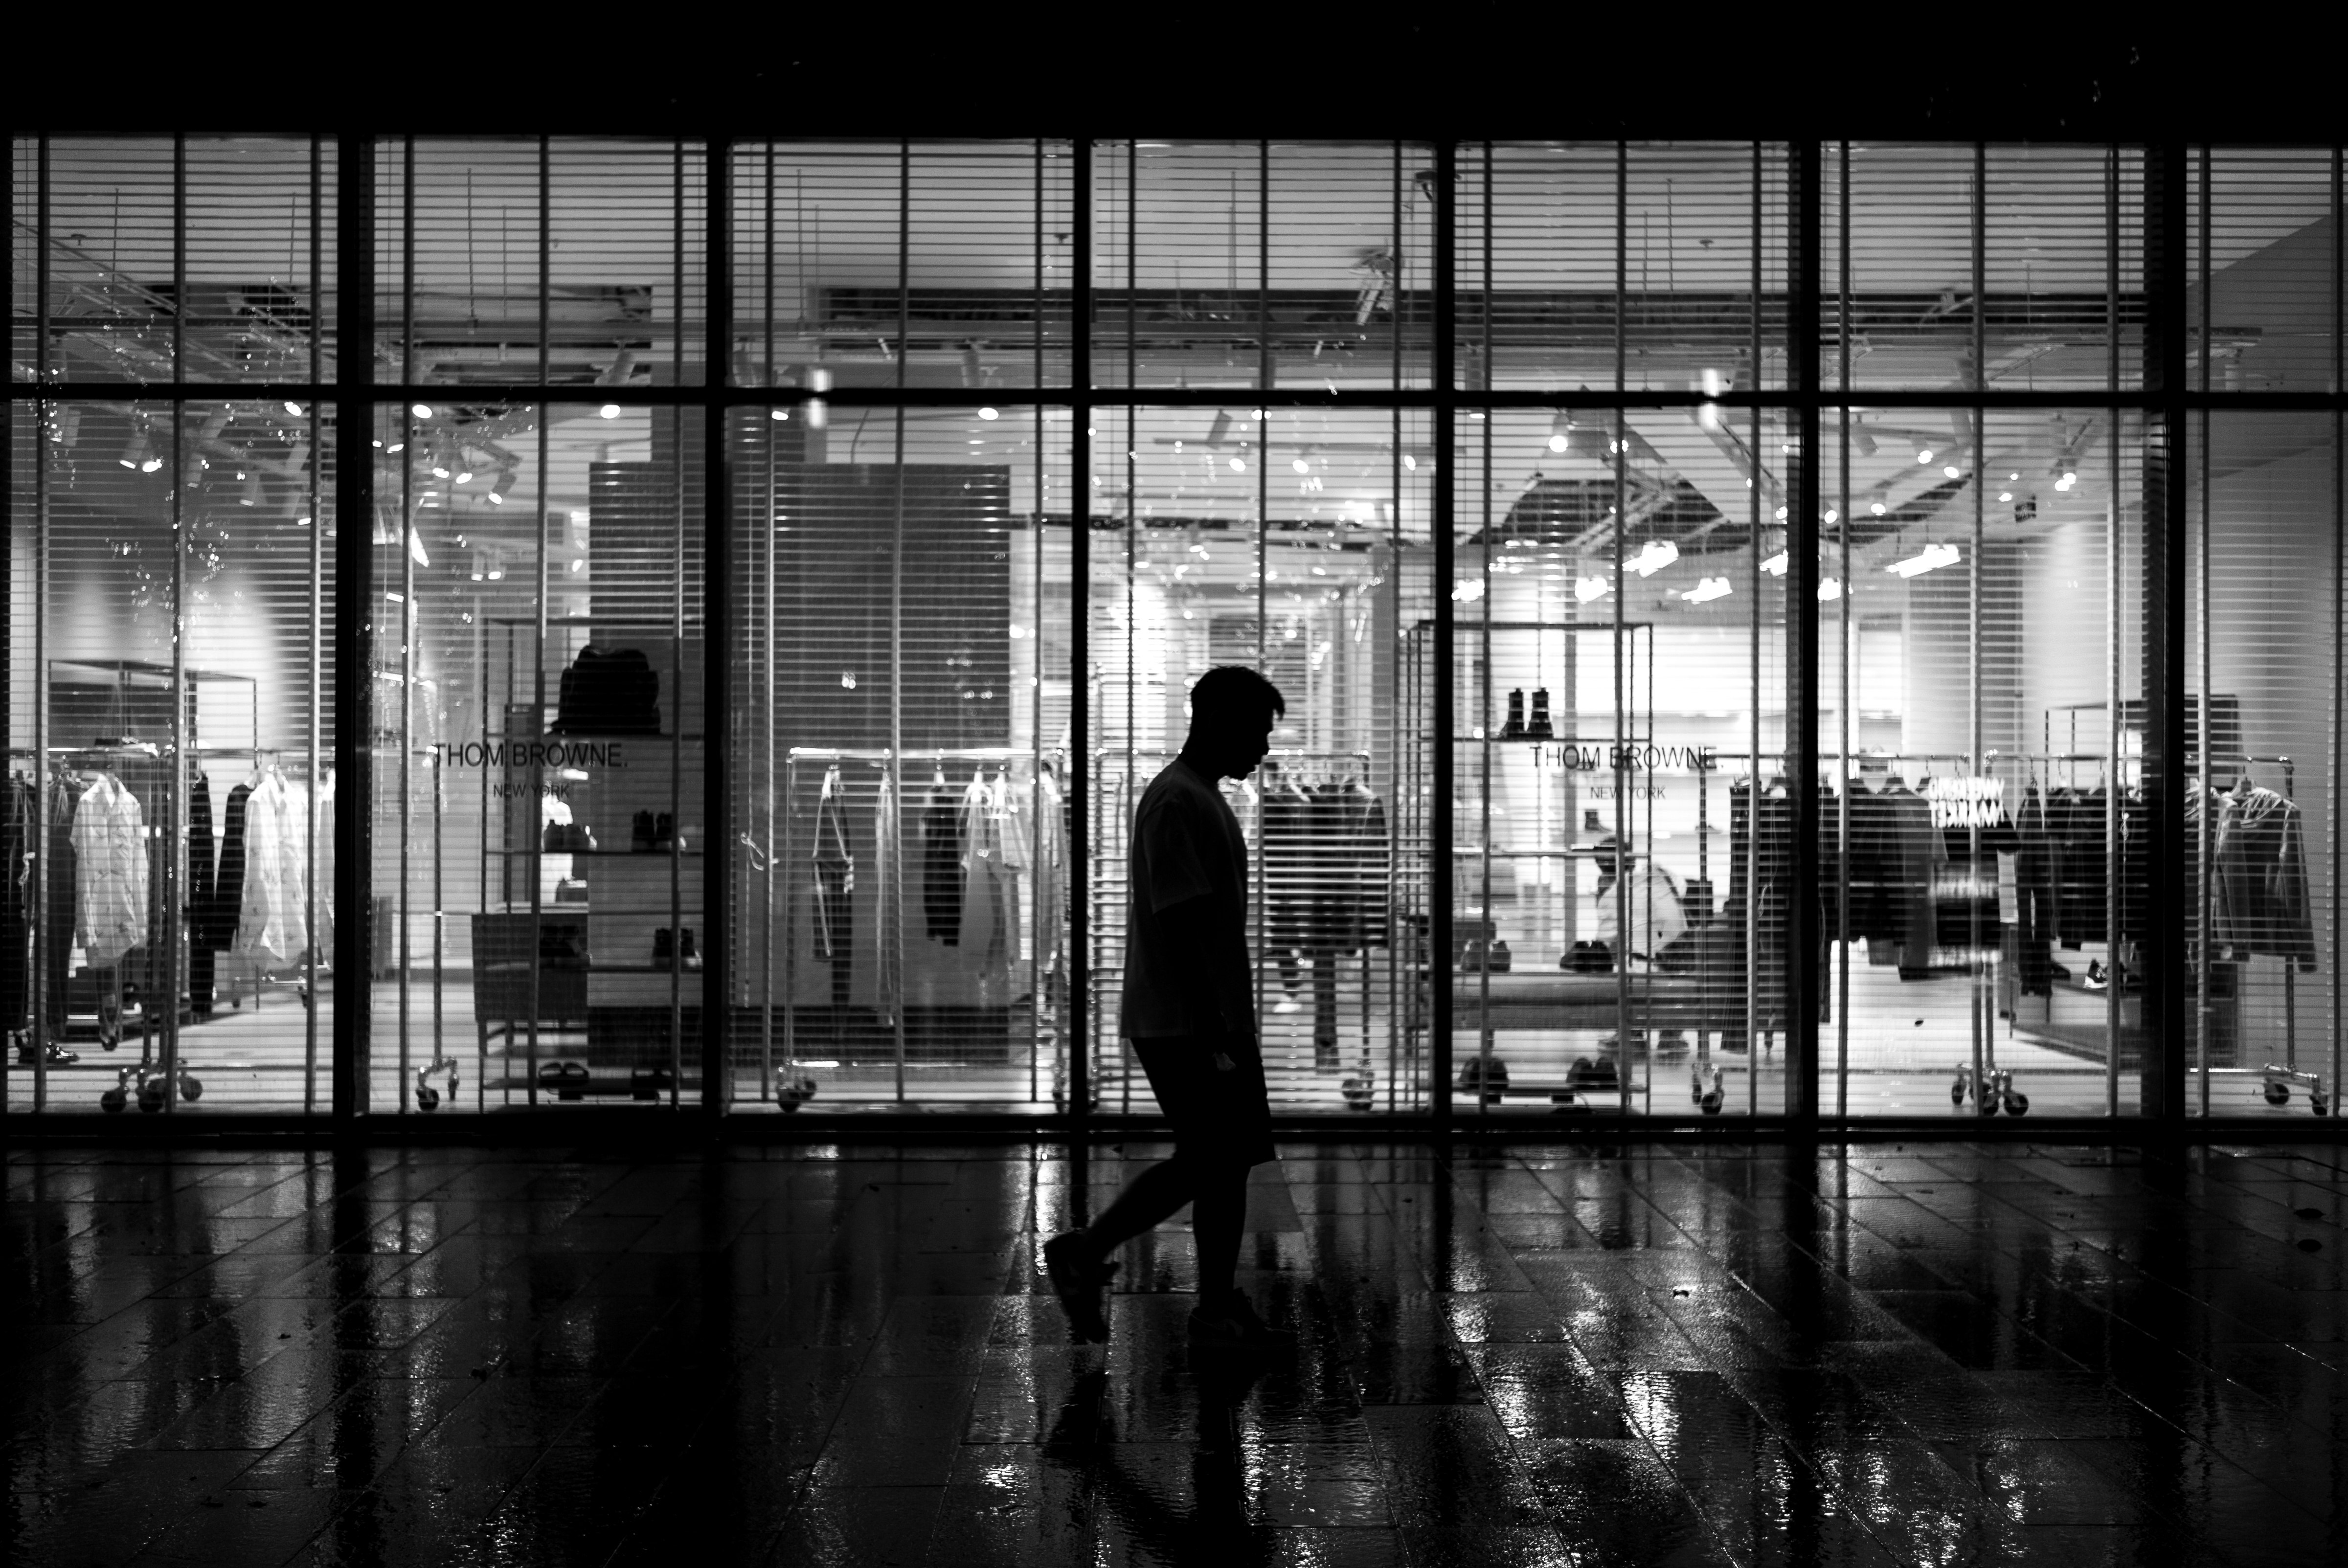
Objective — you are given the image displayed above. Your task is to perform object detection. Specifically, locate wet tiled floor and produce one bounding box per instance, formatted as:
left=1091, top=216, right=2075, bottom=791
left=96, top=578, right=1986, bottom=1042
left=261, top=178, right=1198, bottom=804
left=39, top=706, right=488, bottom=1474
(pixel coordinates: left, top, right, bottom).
left=7, top=1141, right=2347, bottom=1567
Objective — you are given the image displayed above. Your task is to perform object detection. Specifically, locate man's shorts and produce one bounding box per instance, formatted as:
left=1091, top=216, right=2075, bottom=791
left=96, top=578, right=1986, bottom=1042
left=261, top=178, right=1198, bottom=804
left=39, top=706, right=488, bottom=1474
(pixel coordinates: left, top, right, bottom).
left=1129, top=1032, right=1277, bottom=1172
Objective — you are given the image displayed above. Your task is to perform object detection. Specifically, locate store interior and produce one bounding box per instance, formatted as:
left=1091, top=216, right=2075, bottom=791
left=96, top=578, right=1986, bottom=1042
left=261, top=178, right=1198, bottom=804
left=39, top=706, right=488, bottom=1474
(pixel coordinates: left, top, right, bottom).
left=7, top=139, right=2343, bottom=1119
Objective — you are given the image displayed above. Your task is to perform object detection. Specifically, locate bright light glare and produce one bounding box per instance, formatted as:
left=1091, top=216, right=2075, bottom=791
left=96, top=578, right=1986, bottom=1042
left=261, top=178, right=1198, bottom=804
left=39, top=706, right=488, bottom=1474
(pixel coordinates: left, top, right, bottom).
left=1888, top=541, right=1962, bottom=578
left=1680, top=576, right=1733, bottom=605
left=599, top=404, right=621, bottom=420
left=978, top=407, right=999, bottom=420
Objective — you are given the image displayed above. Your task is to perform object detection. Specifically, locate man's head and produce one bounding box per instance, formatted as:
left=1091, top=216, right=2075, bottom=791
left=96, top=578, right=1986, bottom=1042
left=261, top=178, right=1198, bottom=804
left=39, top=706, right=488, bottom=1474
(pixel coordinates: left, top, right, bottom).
left=1184, top=665, right=1285, bottom=780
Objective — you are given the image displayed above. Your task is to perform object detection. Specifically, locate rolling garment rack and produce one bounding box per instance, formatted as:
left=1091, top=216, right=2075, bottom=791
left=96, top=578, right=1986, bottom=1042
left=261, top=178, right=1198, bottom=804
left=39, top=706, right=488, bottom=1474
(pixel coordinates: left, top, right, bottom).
left=774, top=746, right=1061, bottom=1110
left=2194, top=754, right=2327, bottom=1115
left=13, top=659, right=275, bottom=1114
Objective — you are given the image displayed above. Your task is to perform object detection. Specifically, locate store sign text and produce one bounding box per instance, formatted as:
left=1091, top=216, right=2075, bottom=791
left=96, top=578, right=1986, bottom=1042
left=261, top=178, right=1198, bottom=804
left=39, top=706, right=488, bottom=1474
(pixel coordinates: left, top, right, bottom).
left=1922, top=775, right=2004, bottom=828
left=1530, top=743, right=1719, bottom=773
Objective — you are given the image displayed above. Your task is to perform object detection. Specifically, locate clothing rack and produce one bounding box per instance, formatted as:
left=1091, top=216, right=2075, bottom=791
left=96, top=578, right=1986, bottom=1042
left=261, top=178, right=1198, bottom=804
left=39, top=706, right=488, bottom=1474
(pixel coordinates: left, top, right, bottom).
left=775, top=745, right=1067, bottom=1108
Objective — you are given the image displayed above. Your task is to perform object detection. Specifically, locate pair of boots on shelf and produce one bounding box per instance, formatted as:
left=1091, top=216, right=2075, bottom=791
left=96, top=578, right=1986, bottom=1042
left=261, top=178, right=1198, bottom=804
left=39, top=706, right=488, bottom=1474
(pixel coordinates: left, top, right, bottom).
left=1499, top=688, right=1554, bottom=740
left=652, top=927, right=703, bottom=972
left=629, top=812, right=687, bottom=852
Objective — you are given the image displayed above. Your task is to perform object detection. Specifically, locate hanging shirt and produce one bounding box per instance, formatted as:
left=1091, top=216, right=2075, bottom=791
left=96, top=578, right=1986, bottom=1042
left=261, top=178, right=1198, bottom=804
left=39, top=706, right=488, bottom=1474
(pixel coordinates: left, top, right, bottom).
left=813, top=768, right=853, bottom=963
left=73, top=774, right=148, bottom=970
left=234, top=774, right=310, bottom=965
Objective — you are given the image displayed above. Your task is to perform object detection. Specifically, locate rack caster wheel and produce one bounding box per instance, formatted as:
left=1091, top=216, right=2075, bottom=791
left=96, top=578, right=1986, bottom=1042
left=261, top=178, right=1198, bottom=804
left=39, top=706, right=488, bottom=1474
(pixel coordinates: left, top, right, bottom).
left=2265, top=1080, right=2291, bottom=1106
left=1701, top=1087, right=1724, bottom=1115
left=416, top=1086, right=440, bottom=1111
left=2001, top=1088, right=2029, bottom=1116
left=100, top=1086, right=127, bottom=1113
left=1341, top=1075, right=1376, bottom=1111
left=2312, top=1089, right=2330, bottom=1116
left=137, top=1080, right=168, bottom=1113
left=1951, top=1074, right=1969, bottom=1107
left=179, top=1075, right=202, bottom=1102
left=775, top=1073, right=817, bottom=1110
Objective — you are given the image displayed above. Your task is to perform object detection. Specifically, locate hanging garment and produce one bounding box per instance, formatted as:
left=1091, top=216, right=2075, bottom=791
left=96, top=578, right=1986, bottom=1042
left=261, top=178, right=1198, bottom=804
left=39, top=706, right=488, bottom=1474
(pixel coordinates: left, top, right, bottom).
left=2050, top=785, right=2110, bottom=947
left=313, top=774, right=336, bottom=956
left=921, top=780, right=961, bottom=943
left=1033, top=769, right=1068, bottom=973
left=233, top=774, right=309, bottom=966
left=550, top=645, right=662, bottom=734
left=871, top=768, right=901, bottom=1010
left=45, top=782, right=77, bottom=1027
left=1343, top=778, right=1390, bottom=950
left=188, top=773, right=217, bottom=1015
left=213, top=783, right=251, bottom=956
left=2213, top=785, right=2317, bottom=969
left=813, top=768, right=854, bottom=964
left=0, top=779, right=34, bottom=1032
left=955, top=772, right=1022, bottom=986
left=73, top=773, right=149, bottom=971
left=2013, top=784, right=2055, bottom=995
left=1262, top=771, right=1312, bottom=985
left=1878, top=784, right=1942, bottom=970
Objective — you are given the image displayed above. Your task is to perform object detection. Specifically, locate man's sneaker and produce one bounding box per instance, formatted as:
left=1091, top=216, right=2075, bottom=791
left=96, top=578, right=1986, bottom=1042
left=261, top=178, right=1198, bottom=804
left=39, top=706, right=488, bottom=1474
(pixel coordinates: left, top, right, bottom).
left=1042, top=1232, right=1116, bottom=1343
left=1187, top=1288, right=1275, bottom=1348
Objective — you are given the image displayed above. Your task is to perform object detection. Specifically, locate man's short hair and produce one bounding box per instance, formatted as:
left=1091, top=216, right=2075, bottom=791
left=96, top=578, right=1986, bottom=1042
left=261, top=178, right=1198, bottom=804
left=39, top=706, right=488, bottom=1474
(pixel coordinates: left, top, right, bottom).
left=1188, top=666, right=1286, bottom=730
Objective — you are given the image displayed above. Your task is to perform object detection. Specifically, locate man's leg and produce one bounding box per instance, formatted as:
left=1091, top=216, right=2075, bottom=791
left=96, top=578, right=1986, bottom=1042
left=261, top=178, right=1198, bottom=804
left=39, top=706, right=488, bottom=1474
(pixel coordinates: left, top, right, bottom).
left=1080, top=1158, right=1195, bottom=1255
left=1188, top=1157, right=1248, bottom=1301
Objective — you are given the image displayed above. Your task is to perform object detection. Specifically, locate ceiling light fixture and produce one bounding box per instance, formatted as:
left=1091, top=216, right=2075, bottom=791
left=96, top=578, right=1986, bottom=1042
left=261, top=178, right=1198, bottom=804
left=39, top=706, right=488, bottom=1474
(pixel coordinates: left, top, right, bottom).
left=118, top=429, right=149, bottom=470
left=598, top=404, right=621, bottom=420
left=771, top=408, right=789, bottom=422
left=1228, top=456, right=1246, bottom=472
left=1942, top=465, right=1962, bottom=479
left=1548, top=414, right=1573, bottom=455
left=408, top=528, right=430, bottom=568
left=412, top=403, right=433, bottom=420
left=1870, top=501, right=1888, bottom=516
left=978, top=406, right=999, bottom=421
left=1917, top=448, right=1935, bottom=465
left=1681, top=576, right=1733, bottom=604
left=1888, top=541, right=1961, bottom=578
left=1574, top=575, right=1612, bottom=603
left=1631, top=539, right=1679, bottom=578
left=1819, top=578, right=1844, bottom=601
left=284, top=401, right=305, bottom=419
left=1761, top=550, right=1789, bottom=576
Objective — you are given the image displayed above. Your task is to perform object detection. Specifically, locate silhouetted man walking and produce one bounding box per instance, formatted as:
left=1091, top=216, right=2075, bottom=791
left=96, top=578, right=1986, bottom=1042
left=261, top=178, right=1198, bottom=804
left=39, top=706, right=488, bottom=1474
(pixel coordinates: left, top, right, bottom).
left=1046, top=666, right=1282, bottom=1347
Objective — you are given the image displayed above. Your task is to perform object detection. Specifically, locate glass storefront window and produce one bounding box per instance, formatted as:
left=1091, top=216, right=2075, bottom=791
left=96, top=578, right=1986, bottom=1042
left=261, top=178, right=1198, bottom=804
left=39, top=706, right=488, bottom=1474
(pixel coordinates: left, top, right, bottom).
left=8, top=135, right=2348, bottom=1124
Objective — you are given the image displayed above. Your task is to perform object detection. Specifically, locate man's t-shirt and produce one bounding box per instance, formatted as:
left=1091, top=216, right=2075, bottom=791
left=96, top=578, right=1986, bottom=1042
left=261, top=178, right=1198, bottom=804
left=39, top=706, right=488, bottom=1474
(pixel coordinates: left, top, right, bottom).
left=1119, top=756, right=1255, bottom=1040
